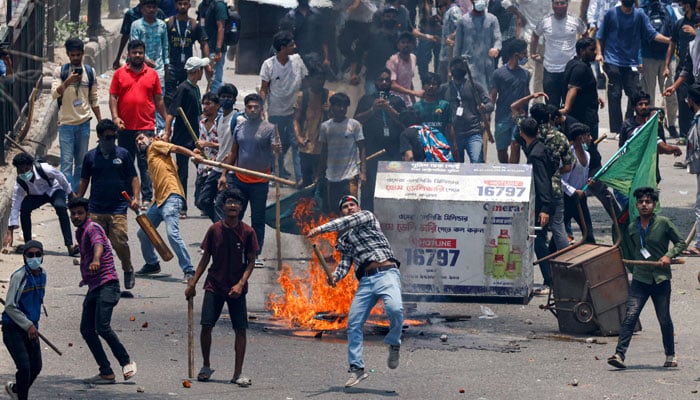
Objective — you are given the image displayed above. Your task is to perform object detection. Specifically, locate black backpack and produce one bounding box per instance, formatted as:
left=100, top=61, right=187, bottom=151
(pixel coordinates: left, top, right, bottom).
left=644, top=1, right=674, bottom=53
left=58, top=63, right=95, bottom=108
left=209, top=0, right=241, bottom=46
left=16, top=162, right=54, bottom=194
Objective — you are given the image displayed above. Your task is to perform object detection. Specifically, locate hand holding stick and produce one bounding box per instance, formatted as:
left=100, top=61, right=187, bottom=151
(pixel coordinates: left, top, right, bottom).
left=312, top=244, right=335, bottom=286
left=0, top=299, right=62, bottom=356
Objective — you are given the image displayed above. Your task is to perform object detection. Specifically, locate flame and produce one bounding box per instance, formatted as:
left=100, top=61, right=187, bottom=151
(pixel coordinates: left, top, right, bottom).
left=266, top=196, right=386, bottom=330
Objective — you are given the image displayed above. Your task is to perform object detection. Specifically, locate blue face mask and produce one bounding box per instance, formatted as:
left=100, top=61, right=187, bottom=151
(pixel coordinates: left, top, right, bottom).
left=518, top=56, right=529, bottom=66
left=26, top=256, right=42, bottom=270
left=19, top=170, right=33, bottom=181
left=221, top=99, right=234, bottom=109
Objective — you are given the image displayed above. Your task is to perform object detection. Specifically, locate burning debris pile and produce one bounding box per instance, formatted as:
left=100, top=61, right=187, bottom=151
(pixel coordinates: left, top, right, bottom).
left=266, top=197, right=386, bottom=330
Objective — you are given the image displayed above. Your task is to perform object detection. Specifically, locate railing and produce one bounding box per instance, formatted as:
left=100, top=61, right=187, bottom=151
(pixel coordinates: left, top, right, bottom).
left=0, top=0, right=44, bottom=165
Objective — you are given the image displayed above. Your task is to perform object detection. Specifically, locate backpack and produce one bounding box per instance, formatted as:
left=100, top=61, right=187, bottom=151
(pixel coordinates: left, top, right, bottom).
left=58, top=63, right=95, bottom=108
left=644, top=1, right=674, bottom=54
left=298, top=88, right=330, bottom=132
left=208, top=0, right=241, bottom=46
left=411, top=125, right=454, bottom=162
left=16, top=161, right=54, bottom=194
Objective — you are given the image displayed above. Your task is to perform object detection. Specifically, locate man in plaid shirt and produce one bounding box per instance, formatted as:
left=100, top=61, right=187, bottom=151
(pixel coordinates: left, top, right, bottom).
left=68, top=197, right=137, bottom=385
left=307, top=195, right=403, bottom=388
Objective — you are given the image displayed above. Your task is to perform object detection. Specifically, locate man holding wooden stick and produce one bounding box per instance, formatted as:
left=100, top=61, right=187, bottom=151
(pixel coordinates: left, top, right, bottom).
left=307, top=195, right=403, bottom=388
left=185, top=188, right=258, bottom=386
left=217, top=93, right=280, bottom=267
left=2, top=240, right=47, bottom=400
left=134, top=132, right=202, bottom=281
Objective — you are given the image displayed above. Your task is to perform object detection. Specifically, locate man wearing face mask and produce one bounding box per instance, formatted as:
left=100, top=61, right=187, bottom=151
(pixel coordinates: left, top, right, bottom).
left=2, top=240, right=46, bottom=400
left=6, top=153, right=77, bottom=256
left=596, top=0, right=671, bottom=135
left=445, top=57, right=494, bottom=163
left=77, top=119, right=141, bottom=291
left=531, top=0, right=587, bottom=108
left=453, top=0, right=502, bottom=90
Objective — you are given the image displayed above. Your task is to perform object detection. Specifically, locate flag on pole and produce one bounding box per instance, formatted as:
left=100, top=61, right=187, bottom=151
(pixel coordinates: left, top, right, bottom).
left=589, top=112, right=659, bottom=221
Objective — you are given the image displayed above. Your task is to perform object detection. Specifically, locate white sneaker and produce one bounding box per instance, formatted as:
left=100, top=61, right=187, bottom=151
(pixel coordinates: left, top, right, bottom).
left=5, top=382, right=18, bottom=400
left=254, top=258, right=264, bottom=268
left=344, top=368, right=368, bottom=387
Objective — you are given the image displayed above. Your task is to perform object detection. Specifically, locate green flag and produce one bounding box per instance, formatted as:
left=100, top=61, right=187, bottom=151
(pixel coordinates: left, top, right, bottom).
left=592, top=112, right=659, bottom=221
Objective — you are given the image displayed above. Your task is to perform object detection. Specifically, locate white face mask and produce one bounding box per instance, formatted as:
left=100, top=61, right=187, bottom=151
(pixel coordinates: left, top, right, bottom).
left=473, top=0, right=486, bottom=12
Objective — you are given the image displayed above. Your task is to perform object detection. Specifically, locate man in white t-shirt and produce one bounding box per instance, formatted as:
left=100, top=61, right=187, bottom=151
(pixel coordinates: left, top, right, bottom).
left=318, top=92, right=366, bottom=213
left=531, top=0, right=587, bottom=107
left=259, top=30, right=309, bottom=185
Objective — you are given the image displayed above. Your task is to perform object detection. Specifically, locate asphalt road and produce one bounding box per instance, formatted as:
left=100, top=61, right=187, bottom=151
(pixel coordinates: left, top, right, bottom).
left=2, top=59, right=700, bottom=400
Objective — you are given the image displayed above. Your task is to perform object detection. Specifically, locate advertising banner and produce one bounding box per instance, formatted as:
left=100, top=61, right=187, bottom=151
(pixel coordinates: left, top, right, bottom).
left=375, top=162, right=535, bottom=300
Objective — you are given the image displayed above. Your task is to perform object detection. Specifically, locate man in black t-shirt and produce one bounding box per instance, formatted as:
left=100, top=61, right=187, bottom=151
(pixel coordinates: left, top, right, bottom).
left=354, top=69, right=407, bottom=210
left=562, top=38, right=604, bottom=171
left=165, top=0, right=209, bottom=106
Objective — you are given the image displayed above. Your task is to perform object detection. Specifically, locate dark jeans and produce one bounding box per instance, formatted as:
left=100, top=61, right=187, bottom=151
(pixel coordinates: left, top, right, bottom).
left=196, top=170, right=221, bottom=222
left=563, top=193, right=595, bottom=243
left=675, top=74, right=693, bottom=138
left=417, top=37, right=440, bottom=80
left=615, top=279, right=674, bottom=358
left=603, top=64, right=640, bottom=133
left=299, top=152, right=320, bottom=187
left=338, top=20, right=372, bottom=67
left=20, top=189, right=73, bottom=246
left=534, top=224, right=552, bottom=287
left=221, top=173, right=269, bottom=253
left=117, top=130, right=153, bottom=202
left=80, top=281, right=131, bottom=376
left=175, top=152, right=192, bottom=212
left=3, top=323, right=41, bottom=400
left=543, top=69, right=566, bottom=108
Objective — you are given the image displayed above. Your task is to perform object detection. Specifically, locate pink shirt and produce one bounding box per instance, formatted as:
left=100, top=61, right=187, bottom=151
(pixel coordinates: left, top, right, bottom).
left=386, top=53, right=417, bottom=106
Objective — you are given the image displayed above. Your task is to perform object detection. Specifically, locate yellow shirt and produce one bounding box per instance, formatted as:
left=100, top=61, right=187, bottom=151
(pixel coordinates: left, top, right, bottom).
left=51, top=64, right=99, bottom=125
left=147, top=141, right=185, bottom=207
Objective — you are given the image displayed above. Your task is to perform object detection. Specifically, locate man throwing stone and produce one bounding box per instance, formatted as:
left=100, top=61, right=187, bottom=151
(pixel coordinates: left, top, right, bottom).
left=307, top=195, right=403, bottom=387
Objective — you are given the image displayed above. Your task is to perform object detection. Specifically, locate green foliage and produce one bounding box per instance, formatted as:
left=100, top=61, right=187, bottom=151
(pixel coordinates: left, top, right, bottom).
left=55, top=19, right=88, bottom=44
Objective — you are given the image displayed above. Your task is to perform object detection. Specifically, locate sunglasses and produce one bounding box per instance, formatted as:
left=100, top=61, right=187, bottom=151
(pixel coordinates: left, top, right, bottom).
left=25, top=251, right=42, bottom=258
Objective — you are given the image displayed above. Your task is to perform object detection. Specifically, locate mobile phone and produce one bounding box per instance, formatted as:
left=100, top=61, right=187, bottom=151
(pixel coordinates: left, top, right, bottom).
left=74, top=67, right=83, bottom=75
left=379, top=91, right=389, bottom=100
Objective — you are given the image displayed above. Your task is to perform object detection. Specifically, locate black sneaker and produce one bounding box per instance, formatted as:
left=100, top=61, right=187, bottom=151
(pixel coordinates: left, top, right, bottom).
left=68, top=244, right=81, bottom=257
left=124, top=270, right=135, bottom=289
left=136, top=263, right=161, bottom=275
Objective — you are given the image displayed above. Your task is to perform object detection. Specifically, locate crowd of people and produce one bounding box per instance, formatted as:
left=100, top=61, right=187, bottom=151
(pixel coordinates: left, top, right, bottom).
left=6, top=0, right=700, bottom=395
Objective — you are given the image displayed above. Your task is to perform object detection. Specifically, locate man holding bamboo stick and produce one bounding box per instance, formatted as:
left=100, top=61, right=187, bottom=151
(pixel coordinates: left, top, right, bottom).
left=185, top=188, right=258, bottom=386
left=307, top=195, right=403, bottom=388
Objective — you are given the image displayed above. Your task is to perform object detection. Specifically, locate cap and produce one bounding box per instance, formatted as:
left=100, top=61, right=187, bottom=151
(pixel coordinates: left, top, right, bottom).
left=338, top=195, right=359, bottom=210
left=23, top=240, right=44, bottom=253
left=185, top=57, right=210, bottom=72
left=382, top=5, right=399, bottom=14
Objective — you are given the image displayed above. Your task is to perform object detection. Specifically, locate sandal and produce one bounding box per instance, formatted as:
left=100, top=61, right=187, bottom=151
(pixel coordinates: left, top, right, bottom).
left=197, top=366, right=215, bottom=382
left=122, top=361, right=137, bottom=380
left=663, top=361, right=678, bottom=367
left=231, top=375, right=252, bottom=387
left=82, top=374, right=116, bottom=384
left=681, top=247, right=700, bottom=257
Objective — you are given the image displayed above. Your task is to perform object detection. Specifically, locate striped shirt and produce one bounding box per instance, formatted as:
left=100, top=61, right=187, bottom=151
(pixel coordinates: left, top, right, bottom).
left=76, top=219, right=119, bottom=292
left=317, top=210, right=398, bottom=281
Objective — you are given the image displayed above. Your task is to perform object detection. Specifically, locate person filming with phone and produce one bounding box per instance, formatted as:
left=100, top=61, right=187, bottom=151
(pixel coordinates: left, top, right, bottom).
left=51, top=38, right=102, bottom=191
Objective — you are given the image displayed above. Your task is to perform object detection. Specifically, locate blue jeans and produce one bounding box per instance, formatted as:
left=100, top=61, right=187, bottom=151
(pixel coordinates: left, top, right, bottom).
left=456, top=134, right=483, bottom=163
left=347, top=268, right=403, bottom=370
left=80, top=281, right=131, bottom=376
left=210, top=47, right=226, bottom=95
left=221, top=173, right=269, bottom=254
left=155, top=70, right=166, bottom=131
left=58, top=120, right=91, bottom=190
left=3, top=323, right=41, bottom=400
left=137, top=194, right=193, bottom=273
left=548, top=197, right=570, bottom=251
left=615, top=279, right=674, bottom=359
left=269, top=114, right=301, bottom=181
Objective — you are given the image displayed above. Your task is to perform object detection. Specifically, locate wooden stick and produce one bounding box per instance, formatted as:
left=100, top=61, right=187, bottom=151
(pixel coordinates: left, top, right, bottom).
left=594, top=133, right=607, bottom=145
left=686, top=222, right=697, bottom=246
left=275, top=127, right=283, bottom=271
left=0, top=298, right=62, bottom=356
left=187, top=297, right=194, bottom=379
left=177, top=107, right=210, bottom=160
left=312, top=244, right=334, bottom=282
left=623, top=258, right=685, bottom=267
left=197, top=159, right=297, bottom=186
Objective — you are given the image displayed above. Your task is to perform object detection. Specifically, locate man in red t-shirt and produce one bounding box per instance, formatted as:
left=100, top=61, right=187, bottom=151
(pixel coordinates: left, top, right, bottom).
left=109, top=39, right=167, bottom=209
left=185, top=188, right=258, bottom=387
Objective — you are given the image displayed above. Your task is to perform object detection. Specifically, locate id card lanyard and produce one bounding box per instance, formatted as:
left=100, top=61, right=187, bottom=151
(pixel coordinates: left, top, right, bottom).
left=176, top=20, right=191, bottom=63
left=452, top=81, right=464, bottom=117
left=637, top=220, right=651, bottom=259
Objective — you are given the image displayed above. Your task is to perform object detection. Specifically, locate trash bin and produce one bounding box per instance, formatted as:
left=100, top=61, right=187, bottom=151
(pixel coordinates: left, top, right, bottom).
left=543, top=243, right=633, bottom=336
